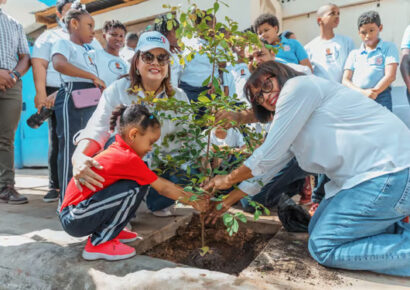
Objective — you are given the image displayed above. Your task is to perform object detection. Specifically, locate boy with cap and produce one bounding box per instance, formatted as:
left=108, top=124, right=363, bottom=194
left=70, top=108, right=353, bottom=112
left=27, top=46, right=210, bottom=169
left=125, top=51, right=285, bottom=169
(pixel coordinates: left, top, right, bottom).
left=343, top=11, right=399, bottom=111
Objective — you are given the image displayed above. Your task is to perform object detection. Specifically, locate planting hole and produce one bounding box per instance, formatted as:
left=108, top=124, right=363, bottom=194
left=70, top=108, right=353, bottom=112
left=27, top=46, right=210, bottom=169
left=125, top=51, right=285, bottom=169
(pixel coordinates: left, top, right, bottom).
left=144, top=214, right=275, bottom=275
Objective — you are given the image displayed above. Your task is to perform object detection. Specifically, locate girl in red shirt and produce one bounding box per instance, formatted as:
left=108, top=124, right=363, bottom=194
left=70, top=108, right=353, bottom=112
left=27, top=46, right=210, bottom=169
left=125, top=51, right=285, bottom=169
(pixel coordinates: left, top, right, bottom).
left=59, top=104, right=207, bottom=261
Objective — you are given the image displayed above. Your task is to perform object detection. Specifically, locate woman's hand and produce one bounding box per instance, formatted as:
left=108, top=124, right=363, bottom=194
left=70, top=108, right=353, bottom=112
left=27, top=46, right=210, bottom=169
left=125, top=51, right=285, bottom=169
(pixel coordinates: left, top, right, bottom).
left=202, top=174, right=234, bottom=192
left=190, top=197, right=210, bottom=213
left=205, top=200, right=231, bottom=224
left=72, top=153, right=105, bottom=192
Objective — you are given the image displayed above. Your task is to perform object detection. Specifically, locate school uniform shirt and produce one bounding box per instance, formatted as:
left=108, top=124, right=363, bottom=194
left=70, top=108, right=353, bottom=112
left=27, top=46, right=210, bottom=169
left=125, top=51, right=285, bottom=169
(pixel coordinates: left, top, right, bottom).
left=60, top=134, right=157, bottom=210
left=274, top=35, right=309, bottom=65
left=179, top=37, right=219, bottom=87
left=222, top=70, right=236, bottom=98
left=95, top=49, right=129, bottom=87
left=170, top=53, right=182, bottom=88
left=210, top=128, right=245, bottom=148
left=33, top=24, right=102, bottom=88
left=401, top=25, right=410, bottom=49
left=227, top=63, right=251, bottom=104
left=77, top=77, right=190, bottom=160
left=119, top=46, right=136, bottom=63
left=285, top=62, right=312, bottom=75
left=51, top=39, right=98, bottom=83
left=344, top=39, right=399, bottom=89
left=305, top=34, right=354, bottom=82
left=238, top=75, right=410, bottom=199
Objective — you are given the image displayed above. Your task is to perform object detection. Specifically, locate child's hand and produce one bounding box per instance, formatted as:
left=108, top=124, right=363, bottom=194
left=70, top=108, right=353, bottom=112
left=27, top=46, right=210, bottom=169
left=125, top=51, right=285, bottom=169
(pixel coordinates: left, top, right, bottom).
left=362, top=89, right=378, bottom=100
left=92, top=77, right=106, bottom=91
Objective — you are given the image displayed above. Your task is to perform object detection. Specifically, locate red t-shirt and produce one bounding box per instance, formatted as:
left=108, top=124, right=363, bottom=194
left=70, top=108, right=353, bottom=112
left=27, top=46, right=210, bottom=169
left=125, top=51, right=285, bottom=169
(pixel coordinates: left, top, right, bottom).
left=60, top=135, right=158, bottom=211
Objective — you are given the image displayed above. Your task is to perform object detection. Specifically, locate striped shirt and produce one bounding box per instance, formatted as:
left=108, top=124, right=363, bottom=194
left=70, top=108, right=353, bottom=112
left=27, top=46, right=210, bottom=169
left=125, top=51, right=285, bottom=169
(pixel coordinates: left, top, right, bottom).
left=0, top=8, right=29, bottom=70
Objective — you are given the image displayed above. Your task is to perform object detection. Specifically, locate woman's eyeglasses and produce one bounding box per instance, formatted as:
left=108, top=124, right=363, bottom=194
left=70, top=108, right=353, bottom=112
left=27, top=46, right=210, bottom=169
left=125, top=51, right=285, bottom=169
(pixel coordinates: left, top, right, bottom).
left=252, top=77, right=276, bottom=105
left=140, top=51, right=170, bottom=66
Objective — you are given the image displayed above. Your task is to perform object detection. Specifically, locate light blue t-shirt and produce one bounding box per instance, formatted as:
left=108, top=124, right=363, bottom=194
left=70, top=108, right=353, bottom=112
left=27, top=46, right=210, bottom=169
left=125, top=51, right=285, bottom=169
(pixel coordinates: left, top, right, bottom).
left=401, top=25, right=410, bottom=49
left=274, top=35, right=309, bottom=65
left=180, top=37, right=219, bottom=87
left=227, top=62, right=251, bottom=104
left=344, top=39, right=399, bottom=89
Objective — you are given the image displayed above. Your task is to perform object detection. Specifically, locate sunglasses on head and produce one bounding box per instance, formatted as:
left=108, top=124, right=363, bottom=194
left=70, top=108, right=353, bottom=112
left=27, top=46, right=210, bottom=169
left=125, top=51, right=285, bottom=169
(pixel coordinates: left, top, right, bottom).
left=140, top=51, right=170, bottom=66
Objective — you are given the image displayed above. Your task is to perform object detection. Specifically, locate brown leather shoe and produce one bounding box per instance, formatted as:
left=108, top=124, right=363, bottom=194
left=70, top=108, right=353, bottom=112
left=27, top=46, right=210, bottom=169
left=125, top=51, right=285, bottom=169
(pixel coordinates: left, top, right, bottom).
left=0, top=185, right=28, bottom=204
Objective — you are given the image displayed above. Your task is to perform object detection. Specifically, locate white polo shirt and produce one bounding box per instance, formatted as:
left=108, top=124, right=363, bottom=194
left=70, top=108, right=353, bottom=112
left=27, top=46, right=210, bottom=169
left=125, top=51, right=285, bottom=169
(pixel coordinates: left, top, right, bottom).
left=305, top=34, right=354, bottom=83
left=95, top=49, right=129, bottom=87
left=33, top=26, right=102, bottom=88
left=227, top=62, right=251, bottom=104
left=239, top=75, right=410, bottom=198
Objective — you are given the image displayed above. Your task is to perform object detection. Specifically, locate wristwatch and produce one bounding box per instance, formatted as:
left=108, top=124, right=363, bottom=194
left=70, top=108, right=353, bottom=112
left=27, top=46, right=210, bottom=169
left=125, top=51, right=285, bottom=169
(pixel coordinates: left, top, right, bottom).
left=12, top=70, right=21, bottom=81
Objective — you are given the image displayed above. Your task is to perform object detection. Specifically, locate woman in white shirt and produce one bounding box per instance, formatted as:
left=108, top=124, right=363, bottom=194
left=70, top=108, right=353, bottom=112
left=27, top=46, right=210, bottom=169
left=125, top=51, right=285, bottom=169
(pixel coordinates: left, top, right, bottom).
left=204, top=61, right=410, bottom=276
left=71, top=31, right=191, bottom=216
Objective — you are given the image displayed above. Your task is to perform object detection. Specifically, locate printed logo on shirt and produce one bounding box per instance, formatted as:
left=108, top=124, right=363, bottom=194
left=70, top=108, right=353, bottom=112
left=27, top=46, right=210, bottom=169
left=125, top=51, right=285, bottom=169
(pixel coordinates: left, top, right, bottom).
left=325, top=47, right=339, bottom=63
left=108, top=59, right=127, bottom=75
left=83, top=52, right=97, bottom=71
left=368, top=54, right=384, bottom=66
left=283, top=45, right=291, bottom=52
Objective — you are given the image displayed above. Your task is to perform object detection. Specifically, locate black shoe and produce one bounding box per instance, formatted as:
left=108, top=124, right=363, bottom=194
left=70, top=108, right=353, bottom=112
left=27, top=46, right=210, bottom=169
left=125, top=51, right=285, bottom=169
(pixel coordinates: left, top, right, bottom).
left=0, top=185, right=28, bottom=205
left=43, top=189, right=59, bottom=203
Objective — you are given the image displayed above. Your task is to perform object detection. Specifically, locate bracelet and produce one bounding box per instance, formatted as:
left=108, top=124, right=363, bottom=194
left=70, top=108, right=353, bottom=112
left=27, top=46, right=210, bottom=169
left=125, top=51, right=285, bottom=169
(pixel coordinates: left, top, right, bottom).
left=12, top=70, right=21, bottom=81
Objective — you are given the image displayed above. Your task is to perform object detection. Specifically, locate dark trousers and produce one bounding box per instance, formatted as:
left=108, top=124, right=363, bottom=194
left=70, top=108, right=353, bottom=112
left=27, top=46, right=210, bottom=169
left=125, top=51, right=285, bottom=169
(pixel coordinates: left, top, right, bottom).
left=59, top=180, right=148, bottom=245
left=241, top=158, right=307, bottom=209
left=375, top=87, right=392, bottom=112
left=0, top=81, right=22, bottom=188
left=55, top=82, right=97, bottom=202
left=46, top=86, right=60, bottom=190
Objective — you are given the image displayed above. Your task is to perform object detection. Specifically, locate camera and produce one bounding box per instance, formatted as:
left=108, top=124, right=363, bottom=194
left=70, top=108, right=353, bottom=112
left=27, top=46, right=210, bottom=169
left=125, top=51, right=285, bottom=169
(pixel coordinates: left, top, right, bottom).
left=26, top=107, right=53, bottom=129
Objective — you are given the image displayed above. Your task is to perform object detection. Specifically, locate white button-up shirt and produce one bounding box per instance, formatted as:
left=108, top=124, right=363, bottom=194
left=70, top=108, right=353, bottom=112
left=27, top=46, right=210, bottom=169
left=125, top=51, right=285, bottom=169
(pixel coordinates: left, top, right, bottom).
left=239, top=75, right=410, bottom=199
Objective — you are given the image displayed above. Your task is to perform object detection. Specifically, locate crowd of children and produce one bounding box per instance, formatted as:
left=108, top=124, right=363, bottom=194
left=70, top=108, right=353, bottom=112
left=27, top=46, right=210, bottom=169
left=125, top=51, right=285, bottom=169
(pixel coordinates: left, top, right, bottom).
left=19, top=0, right=409, bottom=262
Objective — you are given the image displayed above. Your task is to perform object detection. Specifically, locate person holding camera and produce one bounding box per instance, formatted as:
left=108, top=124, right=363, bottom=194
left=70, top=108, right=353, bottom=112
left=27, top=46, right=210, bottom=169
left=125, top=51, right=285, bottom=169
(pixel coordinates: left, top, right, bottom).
left=32, top=0, right=101, bottom=203
left=0, top=0, right=31, bottom=204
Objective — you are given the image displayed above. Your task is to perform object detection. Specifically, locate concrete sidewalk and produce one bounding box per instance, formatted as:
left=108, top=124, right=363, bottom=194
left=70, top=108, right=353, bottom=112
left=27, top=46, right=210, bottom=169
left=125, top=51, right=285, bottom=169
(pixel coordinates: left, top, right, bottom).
left=1, top=169, right=410, bottom=289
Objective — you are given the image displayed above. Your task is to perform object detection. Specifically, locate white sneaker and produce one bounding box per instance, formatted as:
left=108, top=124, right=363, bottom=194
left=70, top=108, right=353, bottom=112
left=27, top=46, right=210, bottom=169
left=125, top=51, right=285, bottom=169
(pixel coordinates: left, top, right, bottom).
left=152, top=206, right=175, bottom=217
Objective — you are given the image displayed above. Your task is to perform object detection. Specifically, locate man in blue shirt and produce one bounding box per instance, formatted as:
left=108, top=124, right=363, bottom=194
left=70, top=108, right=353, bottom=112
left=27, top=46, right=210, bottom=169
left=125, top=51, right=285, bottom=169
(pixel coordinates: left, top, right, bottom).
left=254, top=13, right=312, bottom=71
left=342, top=11, right=399, bottom=111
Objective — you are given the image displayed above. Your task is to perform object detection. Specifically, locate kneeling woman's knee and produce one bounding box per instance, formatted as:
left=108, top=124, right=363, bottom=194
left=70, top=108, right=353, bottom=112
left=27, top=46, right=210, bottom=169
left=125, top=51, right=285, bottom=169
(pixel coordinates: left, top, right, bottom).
left=308, top=233, right=335, bottom=266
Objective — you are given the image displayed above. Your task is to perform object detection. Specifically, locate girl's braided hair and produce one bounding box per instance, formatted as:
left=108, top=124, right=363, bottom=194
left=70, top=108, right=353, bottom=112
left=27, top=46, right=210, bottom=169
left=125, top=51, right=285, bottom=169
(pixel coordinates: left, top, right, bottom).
left=109, top=104, right=160, bottom=137
left=64, top=1, right=90, bottom=31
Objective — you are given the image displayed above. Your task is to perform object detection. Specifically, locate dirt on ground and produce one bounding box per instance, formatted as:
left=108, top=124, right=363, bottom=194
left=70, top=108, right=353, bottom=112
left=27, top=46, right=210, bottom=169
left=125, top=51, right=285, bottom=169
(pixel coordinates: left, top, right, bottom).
left=244, top=230, right=346, bottom=288
left=144, top=214, right=274, bottom=275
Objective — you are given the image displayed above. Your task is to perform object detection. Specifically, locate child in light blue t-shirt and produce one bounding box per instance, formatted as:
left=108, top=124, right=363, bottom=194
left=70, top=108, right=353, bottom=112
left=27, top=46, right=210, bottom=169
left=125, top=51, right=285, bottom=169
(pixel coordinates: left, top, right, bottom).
left=254, top=13, right=312, bottom=71
left=343, top=11, right=399, bottom=111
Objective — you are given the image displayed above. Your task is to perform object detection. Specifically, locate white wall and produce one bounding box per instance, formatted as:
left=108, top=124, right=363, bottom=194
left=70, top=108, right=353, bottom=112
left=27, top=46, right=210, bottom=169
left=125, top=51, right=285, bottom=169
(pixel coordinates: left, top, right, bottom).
left=91, top=0, right=254, bottom=31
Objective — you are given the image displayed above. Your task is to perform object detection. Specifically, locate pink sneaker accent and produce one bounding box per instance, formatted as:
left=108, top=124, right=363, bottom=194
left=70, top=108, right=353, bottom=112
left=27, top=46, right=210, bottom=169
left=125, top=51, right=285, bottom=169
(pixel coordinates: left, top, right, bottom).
left=82, top=237, right=136, bottom=261
left=116, top=228, right=139, bottom=243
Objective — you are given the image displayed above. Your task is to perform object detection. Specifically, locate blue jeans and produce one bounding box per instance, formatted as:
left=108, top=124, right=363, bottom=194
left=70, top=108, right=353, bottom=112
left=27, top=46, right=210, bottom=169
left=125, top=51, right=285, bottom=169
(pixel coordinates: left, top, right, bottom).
left=240, top=158, right=307, bottom=209
left=308, top=168, right=410, bottom=276
left=375, top=87, right=392, bottom=112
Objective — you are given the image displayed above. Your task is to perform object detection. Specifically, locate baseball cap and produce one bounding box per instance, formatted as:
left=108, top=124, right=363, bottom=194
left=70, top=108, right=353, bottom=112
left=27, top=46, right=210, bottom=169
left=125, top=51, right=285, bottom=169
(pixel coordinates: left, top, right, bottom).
left=136, top=31, right=171, bottom=55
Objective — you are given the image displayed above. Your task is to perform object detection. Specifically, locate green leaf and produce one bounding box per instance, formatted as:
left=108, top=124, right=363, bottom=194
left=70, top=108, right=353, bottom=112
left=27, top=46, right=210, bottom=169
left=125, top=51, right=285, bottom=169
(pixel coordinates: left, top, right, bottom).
left=213, top=1, right=220, bottom=13
left=199, top=246, right=209, bottom=256
left=202, top=75, right=211, bottom=87
left=232, top=219, right=239, bottom=233
left=254, top=209, right=261, bottom=221
left=166, top=12, right=173, bottom=20
left=236, top=213, right=247, bottom=223
left=216, top=203, right=223, bottom=211
left=223, top=213, right=233, bottom=225
left=264, top=207, right=271, bottom=215
left=198, top=96, right=211, bottom=103
left=167, top=20, right=173, bottom=31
